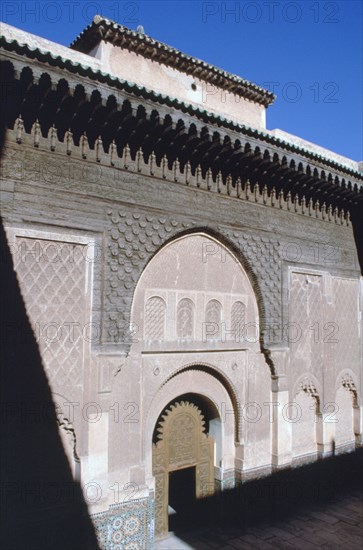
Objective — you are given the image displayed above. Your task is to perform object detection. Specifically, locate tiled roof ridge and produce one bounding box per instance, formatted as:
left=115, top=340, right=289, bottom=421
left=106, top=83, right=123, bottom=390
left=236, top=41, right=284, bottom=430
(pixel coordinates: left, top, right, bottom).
left=1, top=33, right=362, bottom=181
left=69, top=15, right=275, bottom=107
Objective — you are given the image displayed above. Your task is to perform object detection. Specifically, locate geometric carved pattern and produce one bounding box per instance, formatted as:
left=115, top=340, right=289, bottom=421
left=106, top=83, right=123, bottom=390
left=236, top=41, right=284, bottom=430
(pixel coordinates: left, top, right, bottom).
left=308, top=278, right=323, bottom=373
left=176, top=298, right=194, bottom=339
left=144, top=296, right=166, bottom=340
left=106, top=210, right=282, bottom=348
left=290, top=273, right=323, bottom=375
left=106, top=209, right=195, bottom=344
left=218, top=227, right=282, bottom=344
left=168, top=411, right=198, bottom=466
left=290, top=273, right=309, bottom=358
left=92, top=497, right=152, bottom=550
left=333, top=279, right=359, bottom=371
left=152, top=401, right=214, bottom=539
left=14, top=237, right=87, bottom=388
left=231, top=301, right=246, bottom=341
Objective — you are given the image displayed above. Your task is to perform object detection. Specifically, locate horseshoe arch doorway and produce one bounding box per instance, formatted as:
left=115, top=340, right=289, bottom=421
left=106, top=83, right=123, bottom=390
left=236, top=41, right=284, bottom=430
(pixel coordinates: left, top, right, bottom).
left=152, top=396, right=217, bottom=539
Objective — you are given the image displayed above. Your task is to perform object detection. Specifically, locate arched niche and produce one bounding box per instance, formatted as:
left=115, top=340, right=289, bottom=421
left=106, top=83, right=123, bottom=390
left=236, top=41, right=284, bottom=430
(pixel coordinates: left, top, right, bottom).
left=335, top=372, right=359, bottom=448
left=144, top=369, right=235, bottom=478
left=130, top=233, right=259, bottom=348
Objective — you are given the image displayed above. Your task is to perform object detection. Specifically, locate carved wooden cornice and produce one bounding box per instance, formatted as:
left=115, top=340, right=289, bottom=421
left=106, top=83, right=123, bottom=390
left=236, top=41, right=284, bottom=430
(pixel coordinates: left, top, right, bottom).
left=1, top=53, right=362, bottom=213
left=0, top=45, right=361, bottom=187
left=5, top=118, right=355, bottom=226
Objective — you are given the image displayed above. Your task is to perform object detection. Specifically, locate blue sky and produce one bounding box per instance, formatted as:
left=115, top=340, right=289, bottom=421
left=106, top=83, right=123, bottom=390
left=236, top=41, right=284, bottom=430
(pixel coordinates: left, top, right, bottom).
left=1, top=1, right=362, bottom=161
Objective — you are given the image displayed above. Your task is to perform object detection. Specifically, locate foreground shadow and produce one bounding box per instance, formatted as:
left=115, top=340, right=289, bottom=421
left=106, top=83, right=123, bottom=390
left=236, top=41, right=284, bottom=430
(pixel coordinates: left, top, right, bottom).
left=0, top=117, right=99, bottom=547
left=171, top=449, right=363, bottom=536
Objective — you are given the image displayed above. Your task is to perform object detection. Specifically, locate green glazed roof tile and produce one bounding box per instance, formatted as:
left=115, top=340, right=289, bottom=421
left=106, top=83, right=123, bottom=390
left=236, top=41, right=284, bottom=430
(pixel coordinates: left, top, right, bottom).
left=0, top=33, right=362, bottom=181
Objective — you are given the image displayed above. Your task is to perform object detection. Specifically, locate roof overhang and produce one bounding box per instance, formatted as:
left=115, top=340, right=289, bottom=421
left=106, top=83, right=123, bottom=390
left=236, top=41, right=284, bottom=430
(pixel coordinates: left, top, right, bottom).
left=70, top=15, right=276, bottom=108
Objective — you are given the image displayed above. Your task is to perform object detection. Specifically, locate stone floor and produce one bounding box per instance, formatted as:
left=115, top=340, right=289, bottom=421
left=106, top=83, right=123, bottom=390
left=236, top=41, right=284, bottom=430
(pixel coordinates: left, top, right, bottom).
left=154, top=489, right=363, bottom=549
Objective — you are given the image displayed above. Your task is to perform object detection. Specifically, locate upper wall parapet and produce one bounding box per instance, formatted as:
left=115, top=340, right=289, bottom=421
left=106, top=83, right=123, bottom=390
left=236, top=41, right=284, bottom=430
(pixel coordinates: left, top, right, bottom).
left=0, top=21, right=101, bottom=71
left=70, top=16, right=272, bottom=129
left=270, top=129, right=360, bottom=174
left=0, top=19, right=362, bottom=181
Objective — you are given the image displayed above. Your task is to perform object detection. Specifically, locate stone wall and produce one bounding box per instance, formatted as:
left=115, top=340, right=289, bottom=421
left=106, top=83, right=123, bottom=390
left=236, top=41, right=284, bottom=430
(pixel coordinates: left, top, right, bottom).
left=1, top=124, right=362, bottom=547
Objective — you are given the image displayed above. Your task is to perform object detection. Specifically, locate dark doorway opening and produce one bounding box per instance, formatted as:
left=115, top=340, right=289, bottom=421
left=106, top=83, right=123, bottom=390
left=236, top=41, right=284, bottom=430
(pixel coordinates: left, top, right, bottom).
left=168, top=466, right=196, bottom=532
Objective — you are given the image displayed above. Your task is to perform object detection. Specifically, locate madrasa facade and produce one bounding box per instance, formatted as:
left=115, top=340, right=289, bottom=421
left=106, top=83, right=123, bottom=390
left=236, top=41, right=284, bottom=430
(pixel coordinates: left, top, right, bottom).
left=0, top=15, right=362, bottom=548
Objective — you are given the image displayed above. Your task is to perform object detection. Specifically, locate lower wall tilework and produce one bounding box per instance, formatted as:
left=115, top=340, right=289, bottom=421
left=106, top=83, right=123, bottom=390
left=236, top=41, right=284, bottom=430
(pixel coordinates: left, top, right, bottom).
left=92, top=497, right=153, bottom=550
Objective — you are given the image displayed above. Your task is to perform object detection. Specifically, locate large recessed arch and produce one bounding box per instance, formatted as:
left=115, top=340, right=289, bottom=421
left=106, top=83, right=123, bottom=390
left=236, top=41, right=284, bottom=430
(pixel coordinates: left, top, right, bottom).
left=161, top=362, right=242, bottom=442
left=143, top=369, right=235, bottom=477
left=130, top=229, right=267, bottom=356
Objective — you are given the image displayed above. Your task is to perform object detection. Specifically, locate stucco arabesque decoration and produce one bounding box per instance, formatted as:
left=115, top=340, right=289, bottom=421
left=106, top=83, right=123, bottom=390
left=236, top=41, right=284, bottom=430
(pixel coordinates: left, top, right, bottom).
left=105, top=209, right=282, bottom=369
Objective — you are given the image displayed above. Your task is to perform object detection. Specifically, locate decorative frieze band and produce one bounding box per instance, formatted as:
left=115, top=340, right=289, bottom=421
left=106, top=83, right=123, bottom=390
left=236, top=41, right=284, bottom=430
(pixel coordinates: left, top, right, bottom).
left=8, top=117, right=352, bottom=226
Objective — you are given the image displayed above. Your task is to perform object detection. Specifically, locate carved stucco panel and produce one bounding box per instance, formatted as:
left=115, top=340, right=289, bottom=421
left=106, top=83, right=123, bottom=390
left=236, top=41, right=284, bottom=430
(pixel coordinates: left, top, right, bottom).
left=13, top=235, right=89, bottom=396
left=144, top=296, right=166, bottom=340
left=332, top=278, right=360, bottom=374
left=176, top=298, right=194, bottom=339
left=231, top=300, right=247, bottom=341
left=215, top=227, right=282, bottom=344
left=152, top=401, right=214, bottom=538
left=104, top=209, right=196, bottom=344
left=104, top=209, right=283, bottom=348
left=289, top=273, right=324, bottom=377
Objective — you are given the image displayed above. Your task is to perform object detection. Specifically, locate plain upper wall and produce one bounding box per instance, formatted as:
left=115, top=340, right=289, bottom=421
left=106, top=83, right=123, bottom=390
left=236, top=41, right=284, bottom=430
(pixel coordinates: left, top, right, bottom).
left=88, top=41, right=267, bottom=129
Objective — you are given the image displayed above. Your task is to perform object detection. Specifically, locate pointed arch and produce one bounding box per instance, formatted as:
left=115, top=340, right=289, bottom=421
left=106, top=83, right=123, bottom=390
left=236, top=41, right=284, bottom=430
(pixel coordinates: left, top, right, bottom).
left=128, top=228, right=271, bottom=367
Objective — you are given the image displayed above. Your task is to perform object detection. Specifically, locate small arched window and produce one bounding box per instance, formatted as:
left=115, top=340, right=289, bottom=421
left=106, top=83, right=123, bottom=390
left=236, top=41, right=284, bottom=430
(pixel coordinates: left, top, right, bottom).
left=177, top=298, right=194, bottom=339
left=231, top=301, right=246, bottom=342
left=145, top=296, right=166, bottom=340
left=205, top=299, right=222, bottom=340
